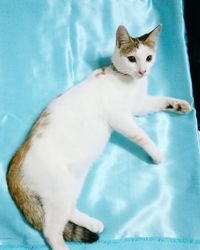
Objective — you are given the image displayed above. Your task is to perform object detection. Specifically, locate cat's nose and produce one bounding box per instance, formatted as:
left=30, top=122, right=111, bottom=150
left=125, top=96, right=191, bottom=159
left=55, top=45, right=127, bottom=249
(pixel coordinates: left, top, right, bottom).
left=138, top=70, right=146, bottom=76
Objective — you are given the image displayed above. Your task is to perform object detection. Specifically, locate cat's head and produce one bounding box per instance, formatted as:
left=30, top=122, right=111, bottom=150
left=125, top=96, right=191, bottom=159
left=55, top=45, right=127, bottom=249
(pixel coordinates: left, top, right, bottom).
left=112, top=25, right=162, bottom=78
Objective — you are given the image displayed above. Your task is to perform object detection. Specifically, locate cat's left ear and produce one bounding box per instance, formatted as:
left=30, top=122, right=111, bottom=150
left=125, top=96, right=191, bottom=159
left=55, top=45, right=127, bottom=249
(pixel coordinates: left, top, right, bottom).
left=145, top=24, right=162, bottom=45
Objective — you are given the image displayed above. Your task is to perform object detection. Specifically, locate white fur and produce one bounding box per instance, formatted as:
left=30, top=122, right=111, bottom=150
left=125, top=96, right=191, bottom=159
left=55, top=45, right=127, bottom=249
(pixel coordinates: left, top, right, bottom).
left=21, top=27, right=191, bottom=250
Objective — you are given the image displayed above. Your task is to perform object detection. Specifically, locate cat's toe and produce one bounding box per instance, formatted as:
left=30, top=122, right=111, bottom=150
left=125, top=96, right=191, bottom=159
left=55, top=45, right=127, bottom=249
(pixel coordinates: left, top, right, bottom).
left=174, top=100, right=192, bottom=113
left=152, top=152, right=163, bottom=164
left=87, top=218, right=104, bottom=233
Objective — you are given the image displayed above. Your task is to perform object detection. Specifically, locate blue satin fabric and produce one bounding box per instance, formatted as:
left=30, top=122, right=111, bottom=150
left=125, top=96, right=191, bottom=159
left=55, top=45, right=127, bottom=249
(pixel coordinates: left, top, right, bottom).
left=0, top=0, right=200, bottom=249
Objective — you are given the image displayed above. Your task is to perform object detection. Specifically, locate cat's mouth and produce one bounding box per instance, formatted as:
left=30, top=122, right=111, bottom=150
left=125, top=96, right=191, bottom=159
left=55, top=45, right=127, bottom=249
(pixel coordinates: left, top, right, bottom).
left=136, top=73, right=147, bottom=79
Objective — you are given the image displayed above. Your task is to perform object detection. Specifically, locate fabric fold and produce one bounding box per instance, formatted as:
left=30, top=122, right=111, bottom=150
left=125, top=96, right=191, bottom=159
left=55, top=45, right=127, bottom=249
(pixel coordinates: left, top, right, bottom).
left=0, top=0, right=200, bottom=249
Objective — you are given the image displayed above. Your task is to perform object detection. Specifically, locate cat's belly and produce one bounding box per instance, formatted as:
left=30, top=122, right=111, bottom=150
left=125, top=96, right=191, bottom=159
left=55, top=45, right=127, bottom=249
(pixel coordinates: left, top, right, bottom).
left=21, top=80, right=111, bottom=193
left=61, top=119, right=111, bottom=174
left=21, top=118, right=111, bottom=200
left=27, top=117, right=111, bottom=175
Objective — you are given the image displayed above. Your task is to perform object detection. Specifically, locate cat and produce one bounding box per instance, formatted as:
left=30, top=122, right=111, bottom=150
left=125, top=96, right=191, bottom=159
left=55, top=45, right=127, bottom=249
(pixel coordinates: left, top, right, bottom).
left=7, top=25, right=191, bottom=250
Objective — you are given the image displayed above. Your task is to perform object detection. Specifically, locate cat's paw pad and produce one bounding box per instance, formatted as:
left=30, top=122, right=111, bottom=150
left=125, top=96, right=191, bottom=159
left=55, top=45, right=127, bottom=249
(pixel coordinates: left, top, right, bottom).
left=86, top=217, right=104, bottom=233
left=167, top=100, right=192, bottom=114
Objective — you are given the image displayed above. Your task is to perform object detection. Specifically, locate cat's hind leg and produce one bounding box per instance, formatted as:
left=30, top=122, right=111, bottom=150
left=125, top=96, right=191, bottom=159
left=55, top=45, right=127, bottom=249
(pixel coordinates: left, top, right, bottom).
left=70, top=208, right=104, bottom=233
left=42, top=198, right=73, bottom=250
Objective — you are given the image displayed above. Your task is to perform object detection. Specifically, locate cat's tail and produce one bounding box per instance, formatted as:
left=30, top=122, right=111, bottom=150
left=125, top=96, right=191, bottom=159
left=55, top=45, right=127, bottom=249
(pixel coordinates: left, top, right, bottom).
left=7, top=141, right=99, bottom=243
left=63, top=222, right=99, bottom=243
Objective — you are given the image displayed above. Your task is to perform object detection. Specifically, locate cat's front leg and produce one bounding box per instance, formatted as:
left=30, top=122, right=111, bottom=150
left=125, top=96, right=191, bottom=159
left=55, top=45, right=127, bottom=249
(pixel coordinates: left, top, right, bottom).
left=110, top=114, right=163, bottom=164
left=138, top=96, right=192, bottom=115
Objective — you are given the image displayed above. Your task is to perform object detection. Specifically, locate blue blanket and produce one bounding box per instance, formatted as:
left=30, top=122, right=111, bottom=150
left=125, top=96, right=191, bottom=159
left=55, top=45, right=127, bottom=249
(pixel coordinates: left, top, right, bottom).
left=0, top=1, right=200, bottom=249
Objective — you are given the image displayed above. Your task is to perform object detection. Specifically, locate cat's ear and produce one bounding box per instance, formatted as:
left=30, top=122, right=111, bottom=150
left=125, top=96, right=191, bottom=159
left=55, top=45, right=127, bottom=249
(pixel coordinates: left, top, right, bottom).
left=145, top=24, right=162, bottom=45
left=116, top=25, right=131, bottom=48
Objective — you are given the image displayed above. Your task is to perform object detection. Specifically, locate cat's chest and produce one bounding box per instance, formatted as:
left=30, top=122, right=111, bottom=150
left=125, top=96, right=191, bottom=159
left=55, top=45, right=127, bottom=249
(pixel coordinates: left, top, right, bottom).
left=125, top=84, right=147, bottom=114
left=104, top=74, right=147, bottom=106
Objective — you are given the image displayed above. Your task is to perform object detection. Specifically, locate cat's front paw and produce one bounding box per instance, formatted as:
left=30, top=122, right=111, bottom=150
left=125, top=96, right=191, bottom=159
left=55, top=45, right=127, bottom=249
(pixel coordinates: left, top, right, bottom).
left=166, top=100, right=192, bottom=114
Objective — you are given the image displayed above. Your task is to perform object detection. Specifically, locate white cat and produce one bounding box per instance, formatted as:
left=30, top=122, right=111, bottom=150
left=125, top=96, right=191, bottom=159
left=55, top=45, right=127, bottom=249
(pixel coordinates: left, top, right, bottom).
left=7, top=25, right=191, bottom=250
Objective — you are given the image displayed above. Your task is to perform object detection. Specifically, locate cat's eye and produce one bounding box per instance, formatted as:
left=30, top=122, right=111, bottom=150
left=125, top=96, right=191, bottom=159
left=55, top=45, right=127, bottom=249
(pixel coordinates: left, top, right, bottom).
left=146, top=55, right=153, bottom=62
left=127, top=56, right=136, bottom=63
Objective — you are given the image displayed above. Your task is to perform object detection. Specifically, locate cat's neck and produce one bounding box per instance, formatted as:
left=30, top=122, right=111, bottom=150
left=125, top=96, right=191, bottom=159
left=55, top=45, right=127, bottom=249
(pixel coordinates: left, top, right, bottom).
left=111, top=63, right=129, bottom=77
left=108, top=64, right=147, bottom=84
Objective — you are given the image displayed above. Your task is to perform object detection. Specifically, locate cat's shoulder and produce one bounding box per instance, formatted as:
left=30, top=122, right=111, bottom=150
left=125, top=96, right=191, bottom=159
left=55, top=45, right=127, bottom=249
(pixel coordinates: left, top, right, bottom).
left=93, top=67, right=107, bottom=77
left=90, top=66, right=115, bottom=80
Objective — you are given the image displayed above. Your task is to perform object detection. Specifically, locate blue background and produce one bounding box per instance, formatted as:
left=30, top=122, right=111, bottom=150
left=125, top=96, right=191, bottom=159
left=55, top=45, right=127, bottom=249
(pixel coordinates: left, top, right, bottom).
left=0, top=0, right=200, bottom=249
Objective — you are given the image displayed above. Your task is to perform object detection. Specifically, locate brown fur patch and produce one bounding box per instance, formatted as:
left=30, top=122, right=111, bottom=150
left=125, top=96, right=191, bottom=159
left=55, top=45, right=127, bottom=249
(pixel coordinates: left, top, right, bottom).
left=143, top=39, right=155, bottom=49
left=30, top=111, right=49, bottom=139
left=7, top=110, right=99, bottom=242
left=137, top=33, right=155, bottom=49
left=120, top=38, right=140, bottom=55
left=120, top=34, right=155, bottom=56
left=7, top=138, right=44, bottom=230
left=132, top=135, right=145, bottom=145
left=95, top=68, right=106, bottom=77
left=7, top=110, right=50, bottom=231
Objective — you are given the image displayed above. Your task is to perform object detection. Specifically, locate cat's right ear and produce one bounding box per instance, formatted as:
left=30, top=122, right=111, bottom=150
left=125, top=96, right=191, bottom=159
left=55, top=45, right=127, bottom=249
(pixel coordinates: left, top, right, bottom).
left=116, top=25, right=131, bottom=48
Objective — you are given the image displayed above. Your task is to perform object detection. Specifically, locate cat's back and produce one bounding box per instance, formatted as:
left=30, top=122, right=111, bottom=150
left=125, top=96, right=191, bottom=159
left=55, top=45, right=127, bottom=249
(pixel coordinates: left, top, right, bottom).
left=22, top=69, right=112, bottom=172
left=46, top=66, right=117, bottom=124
